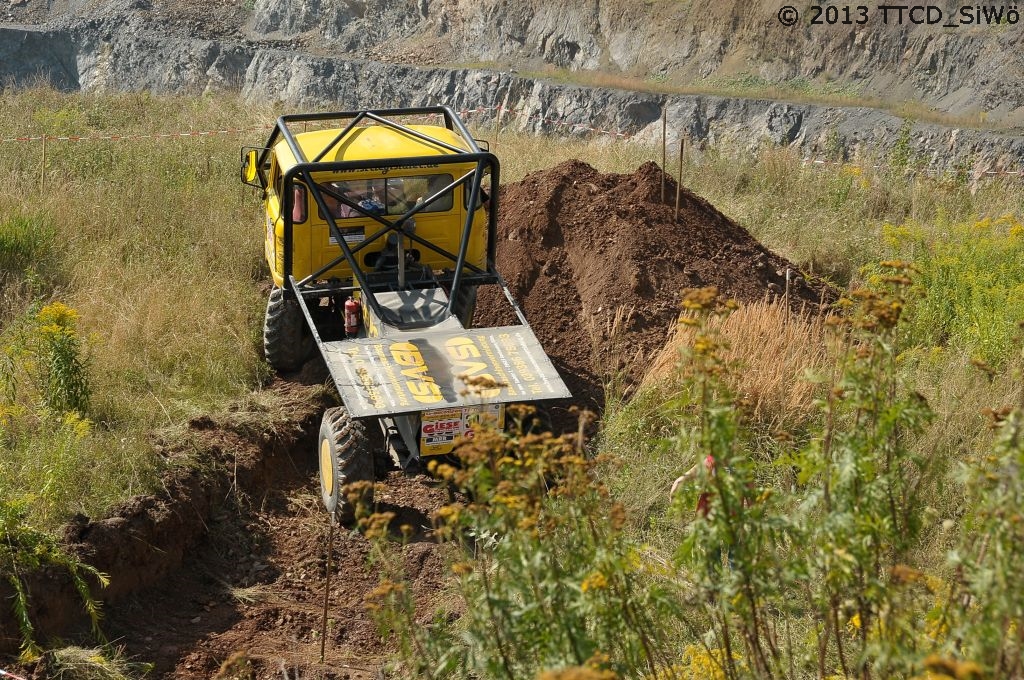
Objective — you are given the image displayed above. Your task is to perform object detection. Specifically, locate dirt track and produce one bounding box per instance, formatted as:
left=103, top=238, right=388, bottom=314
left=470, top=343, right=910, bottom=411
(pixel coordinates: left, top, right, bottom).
left=102, top=463, right=449, bottom=679
left=96, top=373, right=458, bottom=679
left=2, top=378, right=452, bottom=679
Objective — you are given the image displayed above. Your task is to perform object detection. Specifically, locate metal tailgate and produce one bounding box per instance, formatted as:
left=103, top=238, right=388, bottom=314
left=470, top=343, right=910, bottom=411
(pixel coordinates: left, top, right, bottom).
left=320, top=325, right=571, bottom=418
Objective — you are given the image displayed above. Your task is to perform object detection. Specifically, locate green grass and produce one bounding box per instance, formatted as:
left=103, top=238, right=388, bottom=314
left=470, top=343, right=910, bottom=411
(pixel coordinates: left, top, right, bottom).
left=875, top=215, right=1024, bottom=366
left=679, top=147, right=1024, bottom=286
left=0, top=88, right=276, bottom=528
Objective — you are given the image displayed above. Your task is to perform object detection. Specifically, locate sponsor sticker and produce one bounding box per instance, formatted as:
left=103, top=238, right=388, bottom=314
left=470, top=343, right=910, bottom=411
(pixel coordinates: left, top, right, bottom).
left=420, top=404, right=505, bottom=456
left=328, top=227, right=365, bottom=245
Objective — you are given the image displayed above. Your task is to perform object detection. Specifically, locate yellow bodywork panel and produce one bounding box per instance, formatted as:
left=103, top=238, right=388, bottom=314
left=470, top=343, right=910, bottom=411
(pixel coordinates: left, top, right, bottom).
left=264, top=125, right=487, bottom=288
left=274, top=125, right=472, bottom=167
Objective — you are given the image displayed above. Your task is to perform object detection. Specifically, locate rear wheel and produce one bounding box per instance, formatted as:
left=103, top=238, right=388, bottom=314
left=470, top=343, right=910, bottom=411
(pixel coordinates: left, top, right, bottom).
left=318, top=407, right=375, bottom=523
left=264, top=287, right=315, bottom=372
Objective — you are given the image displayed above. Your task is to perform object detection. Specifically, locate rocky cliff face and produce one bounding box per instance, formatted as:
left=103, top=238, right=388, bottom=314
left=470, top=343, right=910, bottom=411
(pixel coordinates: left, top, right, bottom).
left=2, top=19, right=1022, bottom=175
left=4, top=0, right=1024, bottom=124
left=2, top=0, right=1023, bottom=172
left=241, top=0, right=1024, bottom=126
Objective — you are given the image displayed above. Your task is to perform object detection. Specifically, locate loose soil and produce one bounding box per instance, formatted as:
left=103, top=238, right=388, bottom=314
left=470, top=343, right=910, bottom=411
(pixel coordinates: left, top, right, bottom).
left=476, top=159, right=834, bottom=422
left=4, top=160, right=833, bottom=679
left=3, top=379, right=453, bottom=679
left=97, top=465, right=450, bottom=680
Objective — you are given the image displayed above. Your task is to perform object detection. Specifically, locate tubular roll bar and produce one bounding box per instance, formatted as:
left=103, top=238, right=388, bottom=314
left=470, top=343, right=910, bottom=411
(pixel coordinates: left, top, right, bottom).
left=263, top=107, right=500, bottom=331
left=296, top=168, right=489, bottom=287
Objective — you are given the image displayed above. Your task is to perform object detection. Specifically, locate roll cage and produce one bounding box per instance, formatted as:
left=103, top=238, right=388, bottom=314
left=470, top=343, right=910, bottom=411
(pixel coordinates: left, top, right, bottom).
left=246, top=106, right=508, bottom=331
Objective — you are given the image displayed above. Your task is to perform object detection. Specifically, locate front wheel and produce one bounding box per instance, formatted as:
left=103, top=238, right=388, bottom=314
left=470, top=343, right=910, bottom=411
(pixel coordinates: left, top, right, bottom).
left=318, top=407, right=375, bottom=524
left=263, top=287, right=315, bottom=372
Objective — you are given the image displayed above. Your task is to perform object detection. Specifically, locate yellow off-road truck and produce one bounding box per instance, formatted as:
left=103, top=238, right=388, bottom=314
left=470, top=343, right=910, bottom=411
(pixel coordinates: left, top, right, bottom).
left=242, top=107, right=570, bottom=521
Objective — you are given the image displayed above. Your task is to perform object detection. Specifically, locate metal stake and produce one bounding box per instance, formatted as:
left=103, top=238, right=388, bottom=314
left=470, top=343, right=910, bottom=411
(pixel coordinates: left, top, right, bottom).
left=319, top=512, right=336, bottom=663
left=39, top=134, right=46, bottom=192
left=675, top=137, right=684, bottom=222
left=661, top=108, right=667, bottom=204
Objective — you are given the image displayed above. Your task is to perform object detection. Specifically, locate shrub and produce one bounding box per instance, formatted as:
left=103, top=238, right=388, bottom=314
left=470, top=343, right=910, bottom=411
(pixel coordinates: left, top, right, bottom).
left=1, top=301, right=90, bottom=421
left=1, top=302, right=130, bottom=527
left=943, top=399, right=1024, bottom=676
left=364, top=409, right=685, bottom=680
left=0, top=498, right=108, bottom=661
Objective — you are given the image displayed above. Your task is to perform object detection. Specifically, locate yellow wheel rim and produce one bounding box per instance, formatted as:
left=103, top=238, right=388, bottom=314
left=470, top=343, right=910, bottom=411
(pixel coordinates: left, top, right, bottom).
left=320, top=438, right=334, bottom=497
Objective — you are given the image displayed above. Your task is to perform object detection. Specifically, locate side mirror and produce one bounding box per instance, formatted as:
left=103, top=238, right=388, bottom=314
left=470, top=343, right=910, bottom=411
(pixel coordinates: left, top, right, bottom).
left=241, top=148, right=261, bottom=187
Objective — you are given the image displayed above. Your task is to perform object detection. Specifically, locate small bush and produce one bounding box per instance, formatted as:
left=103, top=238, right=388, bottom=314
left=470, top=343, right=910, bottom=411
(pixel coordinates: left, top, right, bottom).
left=0, top=302, right=153, bottom=528
left=0, top=499, right=109, bottom=661
left=1, top=300, right=91, bottom=420
left=364, top=410, right=683, bottom=679
left=944, top=402, right=1024, bottom=677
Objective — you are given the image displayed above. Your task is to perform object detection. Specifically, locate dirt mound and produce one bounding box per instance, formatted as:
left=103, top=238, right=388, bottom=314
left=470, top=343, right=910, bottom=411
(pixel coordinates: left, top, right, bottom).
left=475, top=160, right=834, bottom=418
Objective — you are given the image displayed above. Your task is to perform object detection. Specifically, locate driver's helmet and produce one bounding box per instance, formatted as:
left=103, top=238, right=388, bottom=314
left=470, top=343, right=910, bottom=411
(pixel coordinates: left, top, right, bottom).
left=358, top=195, right=385, bottom=215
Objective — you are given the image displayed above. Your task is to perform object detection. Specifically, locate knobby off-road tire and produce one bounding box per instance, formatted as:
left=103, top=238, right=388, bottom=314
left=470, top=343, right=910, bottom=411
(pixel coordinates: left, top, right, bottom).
left=263, top=287, right=315, bottom=373
left=318, top=406, right=375, bottom=524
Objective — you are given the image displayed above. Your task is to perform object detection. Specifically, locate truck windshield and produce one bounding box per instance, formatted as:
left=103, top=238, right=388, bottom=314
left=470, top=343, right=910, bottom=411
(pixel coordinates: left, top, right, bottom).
left=316, top=174, right=455, bottom=219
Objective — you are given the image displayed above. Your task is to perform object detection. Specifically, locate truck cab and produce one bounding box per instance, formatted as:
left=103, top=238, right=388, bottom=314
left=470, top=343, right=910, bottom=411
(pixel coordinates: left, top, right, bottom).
left=257, top=125, right=490, bottom=292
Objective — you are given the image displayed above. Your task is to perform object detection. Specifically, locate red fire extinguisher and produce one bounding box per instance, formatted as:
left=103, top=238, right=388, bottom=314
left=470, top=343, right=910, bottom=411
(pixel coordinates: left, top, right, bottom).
left=344, top=296, right=361, bottom=337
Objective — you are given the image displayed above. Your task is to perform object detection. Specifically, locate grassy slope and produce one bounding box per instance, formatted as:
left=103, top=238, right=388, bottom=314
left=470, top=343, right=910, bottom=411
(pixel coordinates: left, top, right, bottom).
left=0, top=90, right=274, bottom=526
left=0, top=90, right=1021, bottom=606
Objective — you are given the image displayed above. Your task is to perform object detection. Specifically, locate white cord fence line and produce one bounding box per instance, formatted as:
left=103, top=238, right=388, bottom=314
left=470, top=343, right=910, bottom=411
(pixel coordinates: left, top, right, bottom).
left=0, top=125, right=274, bottom=144
left=799, top=156, right=1024, bottom=177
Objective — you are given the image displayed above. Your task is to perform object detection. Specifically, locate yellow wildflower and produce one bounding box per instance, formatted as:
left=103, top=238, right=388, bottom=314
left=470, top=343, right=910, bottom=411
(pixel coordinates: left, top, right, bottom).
left=580, top=572, right=608, bottom=593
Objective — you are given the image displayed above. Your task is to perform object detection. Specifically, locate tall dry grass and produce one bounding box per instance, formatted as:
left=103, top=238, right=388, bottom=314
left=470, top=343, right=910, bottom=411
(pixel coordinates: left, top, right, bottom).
left=602, top=299, right=833, bottom=534
left=0, top=88, right=277, bottom=526
left=644, top=298, right=833, bottom=432
left=0, top=89, right=275, bottom=419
